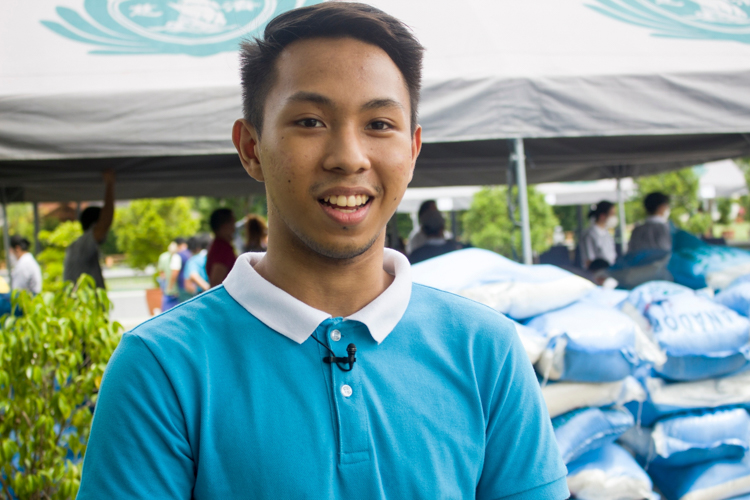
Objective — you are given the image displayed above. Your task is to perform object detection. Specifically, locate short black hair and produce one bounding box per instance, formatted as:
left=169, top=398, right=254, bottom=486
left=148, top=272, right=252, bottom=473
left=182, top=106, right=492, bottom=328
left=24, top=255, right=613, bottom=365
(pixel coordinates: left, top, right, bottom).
left=421, top=210, right=445, bottom=237
left=418, top=200, right=437, bottom=221
left=210, top=208, right=235, bottom=233
left=174, top=237, right=186, bottom=246
left=9, top=235, right=30, bottom=252
left=588, top=201, right=614, bottom=221
left=589, top=258, right=610, bottom=272
left=240, top=2, right=424, bottom=136
left=644, top=192, right=670, bottom=215
left=187, top=236, right=200, bottom=253
left=80, top=206, right=101, bottom=231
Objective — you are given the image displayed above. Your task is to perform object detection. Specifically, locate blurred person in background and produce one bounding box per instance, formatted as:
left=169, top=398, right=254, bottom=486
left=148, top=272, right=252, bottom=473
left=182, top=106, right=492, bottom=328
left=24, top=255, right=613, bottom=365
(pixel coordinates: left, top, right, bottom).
left=627, top=192, right=672, bottom=256
left=406, top=199, right=452, bottom=254
left=63, top=169, right=115, bottom=288
left=175, top=237, right=192, bottom=296
left=206, top=208, right=237, bottom=288
left=244, top=214, right=268, bottom=252
left=580, top=200, right=617, bottom=269
left=182, top=236, right=210, bottom=299
left=157, top=238, right=183, bottom=312
left=408, top=211, right=463, bottom=264
left=9, top=235, right=42, bottom=295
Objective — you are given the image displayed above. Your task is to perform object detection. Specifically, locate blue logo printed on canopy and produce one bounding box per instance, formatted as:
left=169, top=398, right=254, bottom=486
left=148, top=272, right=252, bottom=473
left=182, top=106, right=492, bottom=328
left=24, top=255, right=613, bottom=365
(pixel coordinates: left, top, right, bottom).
left=42, top=0, right=323, bottom=56
left=588, top=0, right=750, bottom=44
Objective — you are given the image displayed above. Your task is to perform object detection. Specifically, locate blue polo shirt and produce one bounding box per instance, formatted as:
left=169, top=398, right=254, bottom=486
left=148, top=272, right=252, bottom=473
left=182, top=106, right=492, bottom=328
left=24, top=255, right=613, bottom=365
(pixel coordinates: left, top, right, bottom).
left=78, top=250, right=568, bottom=499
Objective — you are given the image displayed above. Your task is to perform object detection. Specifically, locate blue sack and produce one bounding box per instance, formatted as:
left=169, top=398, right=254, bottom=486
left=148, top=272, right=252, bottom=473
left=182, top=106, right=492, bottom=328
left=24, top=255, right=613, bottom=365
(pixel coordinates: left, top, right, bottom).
left=669, top=230, right=750, bottom=290
left=566, top=443, right=658, bottom=500
left=715, top=282, right=750, bottom=318
left=529, top=302, right=640, bottom=382
left=627, top=372, right=750, bottom=427
left=626, top=281, right=750, bottom=381
left=649, top=451, right=750, bottom=500
left=620, top=408, right=750, bottom=468
left=553, top=407, right=634, bottom=464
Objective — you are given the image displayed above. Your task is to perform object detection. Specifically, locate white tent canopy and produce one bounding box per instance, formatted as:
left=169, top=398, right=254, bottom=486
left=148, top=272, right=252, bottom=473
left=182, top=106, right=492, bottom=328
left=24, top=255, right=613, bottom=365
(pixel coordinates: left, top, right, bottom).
left=2, top=0, right=750, bottom=205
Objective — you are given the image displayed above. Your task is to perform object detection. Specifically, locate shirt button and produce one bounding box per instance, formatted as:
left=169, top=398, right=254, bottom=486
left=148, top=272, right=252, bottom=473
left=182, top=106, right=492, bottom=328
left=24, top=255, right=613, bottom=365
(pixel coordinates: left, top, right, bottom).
left=330, top=329, right=342, bottom=342
left=341, top=385, right=353, bottom=398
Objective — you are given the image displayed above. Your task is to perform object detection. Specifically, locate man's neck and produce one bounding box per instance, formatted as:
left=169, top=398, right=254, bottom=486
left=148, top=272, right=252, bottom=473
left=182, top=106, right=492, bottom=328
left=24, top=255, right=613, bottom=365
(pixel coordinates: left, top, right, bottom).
left=253, top=238, right=393, bottom=319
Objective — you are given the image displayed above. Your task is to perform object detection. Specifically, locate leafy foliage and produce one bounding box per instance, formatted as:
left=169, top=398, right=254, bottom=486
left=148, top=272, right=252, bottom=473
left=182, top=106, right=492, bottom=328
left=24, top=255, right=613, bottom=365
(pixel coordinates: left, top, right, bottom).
left=0, top=276, right=122, bottom=499
left=552, top=205, right=580, bottom=233
left=113, top=198, right=199, bottom=270
left=463, top=187, right=559, bottom=259
left=626, top=168, right=712, bottom=236
left=36, top=222, right=83, bottom=292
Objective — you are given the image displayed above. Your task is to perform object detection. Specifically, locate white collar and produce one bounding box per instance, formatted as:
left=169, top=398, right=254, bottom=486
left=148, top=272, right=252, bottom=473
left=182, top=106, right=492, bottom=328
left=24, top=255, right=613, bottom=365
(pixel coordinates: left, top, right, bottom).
left=646, top=215, right=669, bottom=224
left=223, top=248, right=412, bottom=344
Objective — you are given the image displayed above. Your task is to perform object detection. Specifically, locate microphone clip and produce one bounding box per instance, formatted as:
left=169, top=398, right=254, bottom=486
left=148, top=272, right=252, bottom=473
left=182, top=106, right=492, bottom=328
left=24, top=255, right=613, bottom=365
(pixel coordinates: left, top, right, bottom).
left=323, top=343, right=357, bottom=372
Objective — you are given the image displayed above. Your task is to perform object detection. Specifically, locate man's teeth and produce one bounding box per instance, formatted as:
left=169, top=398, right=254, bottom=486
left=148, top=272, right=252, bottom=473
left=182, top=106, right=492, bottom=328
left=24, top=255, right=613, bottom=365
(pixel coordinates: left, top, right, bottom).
left=323, top=195, right=370, bottom=208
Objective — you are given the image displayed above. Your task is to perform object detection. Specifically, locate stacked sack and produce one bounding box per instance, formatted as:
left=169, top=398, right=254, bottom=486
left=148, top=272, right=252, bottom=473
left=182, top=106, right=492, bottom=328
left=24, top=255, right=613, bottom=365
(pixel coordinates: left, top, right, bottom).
left=412, top=249, right=662, bottom=499
left=618, top=280, right=750, bottom=500
left=527, top=294, right=662, bottom=499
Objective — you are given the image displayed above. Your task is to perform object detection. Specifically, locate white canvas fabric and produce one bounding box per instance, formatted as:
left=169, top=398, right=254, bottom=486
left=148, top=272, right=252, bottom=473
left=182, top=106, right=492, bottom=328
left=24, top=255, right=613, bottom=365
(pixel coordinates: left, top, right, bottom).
left=3, top=1, right=750, bottom=200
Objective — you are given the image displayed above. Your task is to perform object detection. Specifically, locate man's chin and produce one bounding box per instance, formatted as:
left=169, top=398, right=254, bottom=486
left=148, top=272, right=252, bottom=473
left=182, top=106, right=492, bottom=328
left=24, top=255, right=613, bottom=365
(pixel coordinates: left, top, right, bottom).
left=301, top=234, right=381, bottom=262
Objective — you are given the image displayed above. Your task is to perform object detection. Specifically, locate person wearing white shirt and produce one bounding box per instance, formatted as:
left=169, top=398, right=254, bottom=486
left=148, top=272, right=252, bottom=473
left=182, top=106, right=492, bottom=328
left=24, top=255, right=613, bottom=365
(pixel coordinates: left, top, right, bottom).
left=580, top=200, right=618, bottom=269
left=9, top=235, right=42, bottom=295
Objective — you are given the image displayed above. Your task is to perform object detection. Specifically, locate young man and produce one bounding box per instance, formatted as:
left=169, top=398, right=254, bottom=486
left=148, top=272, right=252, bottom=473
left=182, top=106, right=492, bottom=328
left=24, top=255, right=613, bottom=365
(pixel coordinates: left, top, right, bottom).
left=205, top=207, right=237, bottom=287
left=63, top=169, right=115, bottom=288
left=627, top=191, right=672, bottom=256
left=77, top=4, right=567, bottom=499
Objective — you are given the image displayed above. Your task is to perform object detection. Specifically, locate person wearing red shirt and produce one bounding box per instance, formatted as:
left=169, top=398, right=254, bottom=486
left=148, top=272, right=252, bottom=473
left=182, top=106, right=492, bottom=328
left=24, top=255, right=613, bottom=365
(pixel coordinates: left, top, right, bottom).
left=206, top=208, right=237, bottom=288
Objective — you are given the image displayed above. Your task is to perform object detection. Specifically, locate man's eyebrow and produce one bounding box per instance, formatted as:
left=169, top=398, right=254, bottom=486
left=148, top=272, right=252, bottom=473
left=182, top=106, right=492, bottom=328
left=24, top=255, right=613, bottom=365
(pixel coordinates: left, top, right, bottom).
left=286, top=91, right=335, bottom=108
left=361, top=98, right=405, bottom=111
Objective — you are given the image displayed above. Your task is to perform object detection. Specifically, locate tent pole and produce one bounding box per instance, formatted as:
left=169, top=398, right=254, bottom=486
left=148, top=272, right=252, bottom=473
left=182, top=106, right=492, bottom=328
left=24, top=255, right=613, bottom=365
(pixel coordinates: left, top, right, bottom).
left=1, top=188, right=11, bottom=288
left=617, top=178, right=627, bottom=255
left=33, top=202, right=40, bottom=256
left=513, top=138, right=533, bottom=265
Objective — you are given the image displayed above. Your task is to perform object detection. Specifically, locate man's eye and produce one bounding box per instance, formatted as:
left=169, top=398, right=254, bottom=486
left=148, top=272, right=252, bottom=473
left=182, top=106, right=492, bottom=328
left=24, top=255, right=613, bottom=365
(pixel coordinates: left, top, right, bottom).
left=299, top=118, right=323, bottom=128
left=368, top=121, right=391, bottom=131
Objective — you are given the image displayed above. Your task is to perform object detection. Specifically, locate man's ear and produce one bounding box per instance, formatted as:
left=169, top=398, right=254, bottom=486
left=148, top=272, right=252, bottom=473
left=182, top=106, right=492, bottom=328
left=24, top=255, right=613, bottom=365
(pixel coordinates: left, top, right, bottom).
left=232, top=119, right=264, bottom=182
left=407, top=125, right=423, bottom=184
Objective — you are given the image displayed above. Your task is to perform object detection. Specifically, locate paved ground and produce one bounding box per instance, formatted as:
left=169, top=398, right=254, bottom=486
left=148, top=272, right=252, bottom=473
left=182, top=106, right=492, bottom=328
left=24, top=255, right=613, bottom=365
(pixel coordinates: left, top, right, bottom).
left=109, top=289, right=152, bottom=331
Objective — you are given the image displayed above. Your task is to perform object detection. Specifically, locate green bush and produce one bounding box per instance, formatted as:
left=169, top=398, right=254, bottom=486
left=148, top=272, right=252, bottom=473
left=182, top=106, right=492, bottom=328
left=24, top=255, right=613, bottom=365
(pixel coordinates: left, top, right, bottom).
left=0, top=276, right=122, bottom=499
left=113, top=198, right=199, bottom=270
left=463, top=186, right=559, bottom=259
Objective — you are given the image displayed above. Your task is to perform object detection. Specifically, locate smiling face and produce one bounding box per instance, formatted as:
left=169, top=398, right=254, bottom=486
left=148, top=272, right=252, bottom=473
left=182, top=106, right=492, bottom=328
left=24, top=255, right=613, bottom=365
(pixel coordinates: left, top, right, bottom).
left=233, top=37, right=421, bottom=261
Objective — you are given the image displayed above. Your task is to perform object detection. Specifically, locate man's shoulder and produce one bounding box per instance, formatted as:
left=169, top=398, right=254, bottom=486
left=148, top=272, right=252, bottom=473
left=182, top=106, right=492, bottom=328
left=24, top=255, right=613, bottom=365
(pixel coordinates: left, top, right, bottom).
left=407, top=283, right=517, bottom=341
left=126, top=286, right=243, bottom=349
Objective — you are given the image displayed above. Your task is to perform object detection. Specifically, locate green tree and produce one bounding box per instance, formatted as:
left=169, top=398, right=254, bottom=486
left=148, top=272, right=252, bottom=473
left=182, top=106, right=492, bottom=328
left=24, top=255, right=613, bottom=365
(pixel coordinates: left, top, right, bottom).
left=628, top=167, right=712, bottom=235
left=36, top=221, right=83, bottom=291
left=0, top=276, right=122, bottom=499
left=552, top=205, right=580, bottom=233
left=113, top=198, right=199, bottom=270
left=0, top=204, right=35, bottom=264
left=462, top=186, right=559, bottom=259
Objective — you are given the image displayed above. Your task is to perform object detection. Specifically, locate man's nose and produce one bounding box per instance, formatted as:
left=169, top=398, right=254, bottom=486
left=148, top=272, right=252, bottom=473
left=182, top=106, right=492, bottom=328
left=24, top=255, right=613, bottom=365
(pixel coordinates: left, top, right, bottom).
left=322, top=125, right=371, bottom=174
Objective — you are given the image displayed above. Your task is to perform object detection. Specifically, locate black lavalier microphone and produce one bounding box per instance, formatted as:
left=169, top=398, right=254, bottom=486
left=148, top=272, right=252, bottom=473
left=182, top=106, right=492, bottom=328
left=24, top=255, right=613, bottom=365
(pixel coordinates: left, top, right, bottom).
left=311, top=334, right=357, bottom=372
